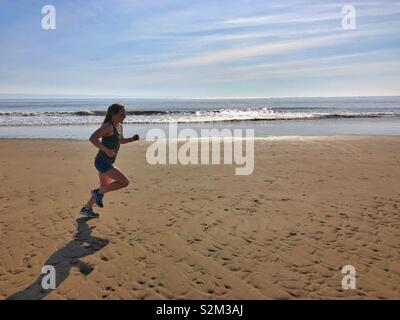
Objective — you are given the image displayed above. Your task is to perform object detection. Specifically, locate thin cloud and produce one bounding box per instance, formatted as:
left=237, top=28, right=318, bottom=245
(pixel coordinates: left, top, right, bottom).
left=160, top=28, right=389, bottom=67
left=220, top=2, right=400, bottom=27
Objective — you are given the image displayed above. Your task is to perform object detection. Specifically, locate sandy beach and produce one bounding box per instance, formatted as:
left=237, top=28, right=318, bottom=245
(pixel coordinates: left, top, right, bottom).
left=0, top=136, right=399, bottom=300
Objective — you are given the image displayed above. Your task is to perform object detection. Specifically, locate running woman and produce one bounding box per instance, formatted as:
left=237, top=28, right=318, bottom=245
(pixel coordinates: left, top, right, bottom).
left=80, top=103, right=139, bottom=218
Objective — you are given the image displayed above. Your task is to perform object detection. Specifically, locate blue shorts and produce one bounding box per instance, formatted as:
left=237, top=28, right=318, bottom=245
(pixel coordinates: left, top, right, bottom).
left=94, top=157, right=114, bottom=173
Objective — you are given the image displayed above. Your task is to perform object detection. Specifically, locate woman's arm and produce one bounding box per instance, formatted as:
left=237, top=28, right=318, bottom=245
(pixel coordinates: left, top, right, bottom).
left=120, top=135, right=139, bottom=144
left=89, top=123, right=114, bottom=153
left=120, top=125, right=139, bottom=144
left=120, top=138, right=132, bottom=144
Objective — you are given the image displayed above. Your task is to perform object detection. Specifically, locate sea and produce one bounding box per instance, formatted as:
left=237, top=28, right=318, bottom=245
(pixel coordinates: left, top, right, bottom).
left=0, top=96, right=399, bottom=139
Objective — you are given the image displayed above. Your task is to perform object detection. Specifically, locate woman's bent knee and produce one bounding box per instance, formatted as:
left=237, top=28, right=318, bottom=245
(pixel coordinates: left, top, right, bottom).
left=120, top=178, right=129, bottom=188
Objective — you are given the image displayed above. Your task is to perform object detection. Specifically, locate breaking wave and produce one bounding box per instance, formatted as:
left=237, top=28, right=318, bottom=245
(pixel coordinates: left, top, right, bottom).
left=1, top=108, right=399, bottom=126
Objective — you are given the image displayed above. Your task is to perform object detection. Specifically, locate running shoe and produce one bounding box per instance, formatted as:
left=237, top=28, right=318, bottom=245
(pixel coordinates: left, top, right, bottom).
left=80, top=206, right=99, bottom=218
left=91, top=189, right=104, bottom=208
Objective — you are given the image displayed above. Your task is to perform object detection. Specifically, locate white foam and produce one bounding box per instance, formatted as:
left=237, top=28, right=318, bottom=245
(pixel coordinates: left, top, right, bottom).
left=0, top=109, right=399, bottom=126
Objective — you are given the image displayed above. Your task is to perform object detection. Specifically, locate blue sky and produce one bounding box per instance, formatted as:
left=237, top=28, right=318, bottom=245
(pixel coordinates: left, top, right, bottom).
left=0, top=0, right=399, bottom=98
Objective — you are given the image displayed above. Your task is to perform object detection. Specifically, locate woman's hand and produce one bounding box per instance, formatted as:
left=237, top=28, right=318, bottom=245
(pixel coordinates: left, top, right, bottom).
left=131, top=134, right=139, bottom=141
left=104, top=148, right=116, bottom=158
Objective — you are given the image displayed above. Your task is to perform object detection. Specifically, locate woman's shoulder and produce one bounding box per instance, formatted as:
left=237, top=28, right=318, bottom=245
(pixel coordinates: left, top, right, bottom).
left=100, top=122, right=114, bottom=134
left=107, top=121, right=123, bottom=135
left=101, top=121, right=113, bottom=129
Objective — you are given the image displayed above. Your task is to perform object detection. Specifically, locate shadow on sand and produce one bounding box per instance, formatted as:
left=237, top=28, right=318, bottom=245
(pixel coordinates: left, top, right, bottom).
left=7, top=217, right=109, bottom=300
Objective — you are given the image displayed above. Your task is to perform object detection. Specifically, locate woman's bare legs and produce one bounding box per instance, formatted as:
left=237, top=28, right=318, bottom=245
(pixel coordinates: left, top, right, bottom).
left=98, top=166, right=129, bottom=194
left=84, top=172, right=114, bottom=208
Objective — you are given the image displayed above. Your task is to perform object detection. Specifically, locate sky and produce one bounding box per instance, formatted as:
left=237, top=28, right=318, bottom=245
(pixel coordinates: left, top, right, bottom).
left=0, top=0, right=399, bottom=98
